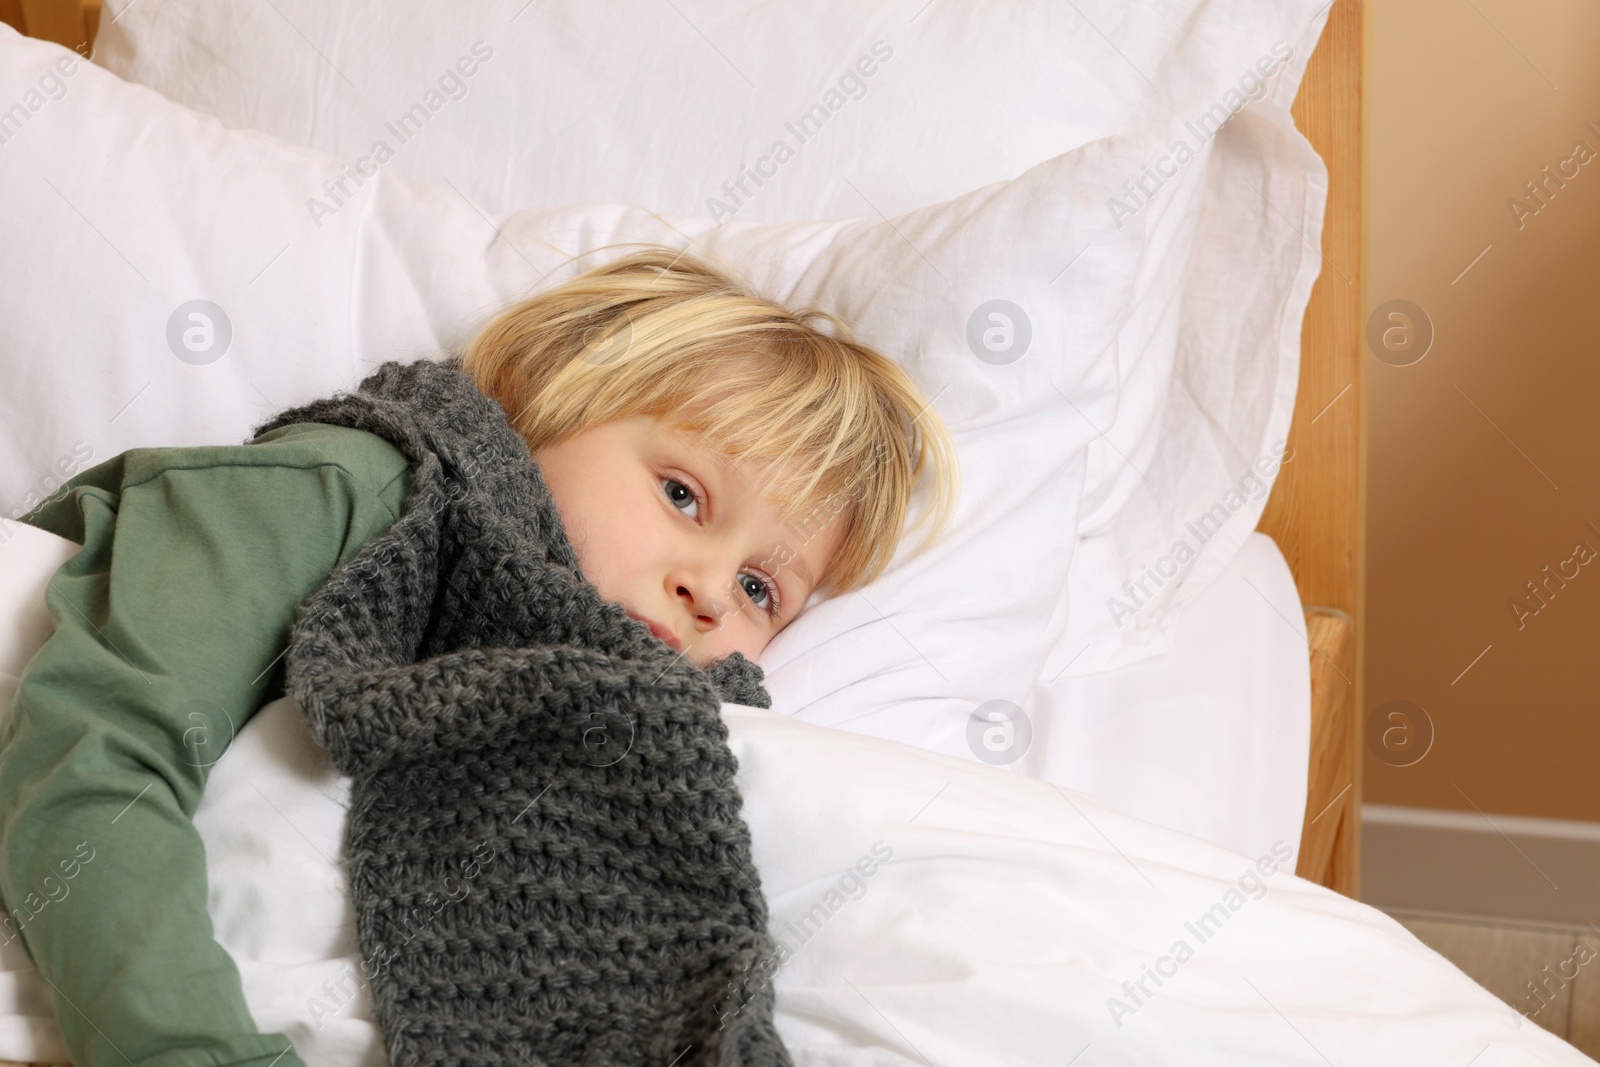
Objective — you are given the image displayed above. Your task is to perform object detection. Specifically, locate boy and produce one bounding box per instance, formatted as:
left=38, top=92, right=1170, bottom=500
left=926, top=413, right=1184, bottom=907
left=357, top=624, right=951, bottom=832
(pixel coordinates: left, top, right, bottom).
left=0, top=247, right=957, bottom=1067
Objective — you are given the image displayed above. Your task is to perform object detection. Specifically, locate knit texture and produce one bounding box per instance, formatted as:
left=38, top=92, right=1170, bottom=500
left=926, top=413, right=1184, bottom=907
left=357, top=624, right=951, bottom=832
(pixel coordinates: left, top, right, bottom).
left=250, top=356, right=791, bottom=1067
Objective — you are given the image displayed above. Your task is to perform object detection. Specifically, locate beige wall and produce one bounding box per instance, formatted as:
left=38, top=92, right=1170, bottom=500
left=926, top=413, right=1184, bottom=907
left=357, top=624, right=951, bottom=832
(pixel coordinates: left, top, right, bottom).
left=1369, top=0, right=1600, bottom=820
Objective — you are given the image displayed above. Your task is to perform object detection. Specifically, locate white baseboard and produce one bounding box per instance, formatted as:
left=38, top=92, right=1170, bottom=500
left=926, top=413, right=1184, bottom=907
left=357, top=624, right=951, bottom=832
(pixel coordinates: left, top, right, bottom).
left=1362, top=804, right=1600, bottom=927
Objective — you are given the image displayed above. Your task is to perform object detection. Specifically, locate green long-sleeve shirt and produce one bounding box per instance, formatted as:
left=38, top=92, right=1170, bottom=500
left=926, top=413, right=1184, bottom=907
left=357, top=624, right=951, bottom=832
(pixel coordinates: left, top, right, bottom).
left=0, top=421, right=413, bottom=1067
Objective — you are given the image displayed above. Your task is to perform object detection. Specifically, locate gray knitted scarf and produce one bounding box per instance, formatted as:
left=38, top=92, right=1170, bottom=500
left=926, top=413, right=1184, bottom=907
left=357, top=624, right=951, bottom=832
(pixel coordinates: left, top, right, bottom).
left=249, top=356, right=792, bottom=1067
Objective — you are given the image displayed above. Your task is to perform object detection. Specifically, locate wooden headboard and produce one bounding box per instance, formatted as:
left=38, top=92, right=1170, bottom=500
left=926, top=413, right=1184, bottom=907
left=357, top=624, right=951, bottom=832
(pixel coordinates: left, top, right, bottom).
left=1259, top=0, right=1367, bottom=897
left=0, top=0, right=97, bottom=50
left=2, top=0, right=1370, bottom=898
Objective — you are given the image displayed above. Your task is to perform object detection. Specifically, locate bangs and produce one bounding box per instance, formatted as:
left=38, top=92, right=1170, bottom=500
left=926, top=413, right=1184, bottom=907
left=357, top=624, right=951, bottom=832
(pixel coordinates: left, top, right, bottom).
left=460, top=244, right=958, bottom=597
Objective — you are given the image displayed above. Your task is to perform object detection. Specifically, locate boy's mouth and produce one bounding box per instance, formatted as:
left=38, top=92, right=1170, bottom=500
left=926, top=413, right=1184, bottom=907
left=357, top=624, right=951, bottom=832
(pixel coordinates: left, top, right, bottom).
left=627, top=610, right=683, bottom=651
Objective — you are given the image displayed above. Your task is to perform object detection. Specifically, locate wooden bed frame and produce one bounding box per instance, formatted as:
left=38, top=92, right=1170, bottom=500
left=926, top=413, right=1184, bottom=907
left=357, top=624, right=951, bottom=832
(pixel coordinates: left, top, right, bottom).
left=3, top=0, right=1368, bottom=898
left=1260, top=0, right=1367, bottom=898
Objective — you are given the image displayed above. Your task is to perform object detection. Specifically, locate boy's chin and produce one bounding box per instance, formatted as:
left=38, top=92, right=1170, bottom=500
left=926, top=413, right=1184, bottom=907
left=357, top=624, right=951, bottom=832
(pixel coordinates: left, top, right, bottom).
left=687, top=646, right=729, bottom=670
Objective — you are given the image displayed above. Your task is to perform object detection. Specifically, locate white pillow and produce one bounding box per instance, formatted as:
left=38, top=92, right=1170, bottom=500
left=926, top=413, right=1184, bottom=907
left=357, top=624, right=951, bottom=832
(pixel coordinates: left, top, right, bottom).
left=0, top=26, right=1146, bottom=755
left=90, top=0, right=1331, bottom=676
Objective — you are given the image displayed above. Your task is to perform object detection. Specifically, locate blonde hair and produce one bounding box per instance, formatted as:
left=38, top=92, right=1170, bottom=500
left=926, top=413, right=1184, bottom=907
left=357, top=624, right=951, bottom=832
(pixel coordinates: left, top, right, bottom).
left=459, top=244, right=960, bottom=599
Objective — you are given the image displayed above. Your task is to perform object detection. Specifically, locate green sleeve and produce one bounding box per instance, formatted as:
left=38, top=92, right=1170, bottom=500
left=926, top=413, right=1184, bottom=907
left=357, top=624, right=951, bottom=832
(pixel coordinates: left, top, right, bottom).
left=0, top=423, right=411, bottom=1067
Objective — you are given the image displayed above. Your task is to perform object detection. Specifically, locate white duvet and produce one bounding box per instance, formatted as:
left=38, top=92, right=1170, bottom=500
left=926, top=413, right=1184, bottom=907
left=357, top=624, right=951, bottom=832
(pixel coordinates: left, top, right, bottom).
left=0, top=688, right=1591, bottom=1065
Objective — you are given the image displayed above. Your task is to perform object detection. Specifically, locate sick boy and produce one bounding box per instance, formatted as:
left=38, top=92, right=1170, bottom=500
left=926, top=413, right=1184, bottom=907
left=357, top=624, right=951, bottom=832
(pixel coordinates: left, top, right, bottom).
left=0, top=246, right=958, bottom=1067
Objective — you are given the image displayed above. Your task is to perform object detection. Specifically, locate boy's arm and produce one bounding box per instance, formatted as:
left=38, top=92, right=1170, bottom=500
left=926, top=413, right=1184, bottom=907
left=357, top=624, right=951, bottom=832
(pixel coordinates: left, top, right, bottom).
left=0, top=433, right=409, bottom=1067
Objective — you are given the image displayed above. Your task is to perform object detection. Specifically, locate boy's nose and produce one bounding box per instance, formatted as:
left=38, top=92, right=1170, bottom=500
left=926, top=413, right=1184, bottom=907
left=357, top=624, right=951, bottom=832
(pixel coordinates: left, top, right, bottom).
left=673, top=575, right=730, bottom=631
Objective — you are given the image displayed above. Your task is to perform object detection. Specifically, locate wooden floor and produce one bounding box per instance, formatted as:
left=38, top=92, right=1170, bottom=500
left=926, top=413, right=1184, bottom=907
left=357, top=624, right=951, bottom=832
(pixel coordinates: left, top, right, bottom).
left=1390, top=908, right=1600, bottom=1058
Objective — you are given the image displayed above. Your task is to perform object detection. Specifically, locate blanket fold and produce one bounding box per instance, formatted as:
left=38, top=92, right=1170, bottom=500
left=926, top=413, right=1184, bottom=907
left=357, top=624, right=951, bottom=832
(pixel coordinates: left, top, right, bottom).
left=251, top=355, right=790, bottom=1067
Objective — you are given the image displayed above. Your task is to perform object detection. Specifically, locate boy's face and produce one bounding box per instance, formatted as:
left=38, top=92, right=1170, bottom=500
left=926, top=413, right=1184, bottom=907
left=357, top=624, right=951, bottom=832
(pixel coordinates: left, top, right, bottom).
left=532, top=414, right=846, bottom=668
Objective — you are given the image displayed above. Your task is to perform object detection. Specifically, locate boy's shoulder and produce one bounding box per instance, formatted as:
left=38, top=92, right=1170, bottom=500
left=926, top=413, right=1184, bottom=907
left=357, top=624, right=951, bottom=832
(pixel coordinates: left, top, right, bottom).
left=15, top=424, right=412, bottom=542
left=100, top=422, right=409, bottom=489
left=242, top=422, right=410, bottom=487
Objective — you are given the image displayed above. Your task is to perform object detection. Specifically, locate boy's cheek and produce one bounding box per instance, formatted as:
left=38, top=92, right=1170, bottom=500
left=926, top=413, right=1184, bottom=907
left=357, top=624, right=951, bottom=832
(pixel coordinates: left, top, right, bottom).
left=692, top=624, right=770, bottom=669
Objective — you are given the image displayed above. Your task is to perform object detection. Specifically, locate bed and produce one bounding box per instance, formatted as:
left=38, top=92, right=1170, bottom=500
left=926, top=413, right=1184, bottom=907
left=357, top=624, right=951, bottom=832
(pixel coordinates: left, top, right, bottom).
left=4, top=1, right=1585, bottom=1064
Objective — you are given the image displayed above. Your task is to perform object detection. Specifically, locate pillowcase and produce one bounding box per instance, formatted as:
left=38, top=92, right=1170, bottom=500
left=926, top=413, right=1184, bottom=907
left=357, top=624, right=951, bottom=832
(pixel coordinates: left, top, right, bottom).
left=89, top=0, right=1332, bottom=678
left=0, top=25, right=1146, bottom=755
left=1047, top=50, right=1331, bottom=676
left=94, top=0, right=1166, bottom=219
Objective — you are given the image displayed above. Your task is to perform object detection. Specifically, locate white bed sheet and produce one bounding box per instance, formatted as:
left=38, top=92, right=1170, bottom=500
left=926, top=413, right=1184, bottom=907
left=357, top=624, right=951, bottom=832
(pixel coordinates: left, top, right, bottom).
left=1031, top=531, right=1312, bottom=863
left=0, top=696, right=1587, bottom=1065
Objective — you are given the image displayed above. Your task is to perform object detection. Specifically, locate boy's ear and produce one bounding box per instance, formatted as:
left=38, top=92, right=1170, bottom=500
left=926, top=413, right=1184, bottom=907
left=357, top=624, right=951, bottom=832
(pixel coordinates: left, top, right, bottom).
left=702, top=650, right=771, bottom=709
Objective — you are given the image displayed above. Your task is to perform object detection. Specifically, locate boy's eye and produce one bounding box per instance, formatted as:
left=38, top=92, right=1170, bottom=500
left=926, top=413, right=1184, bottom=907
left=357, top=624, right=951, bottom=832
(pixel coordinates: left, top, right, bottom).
left=663, top=477, right=700, bottom=521
left=737, top=571, right=783, bottom=621
left=740, top=573, right=775, bottom=613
